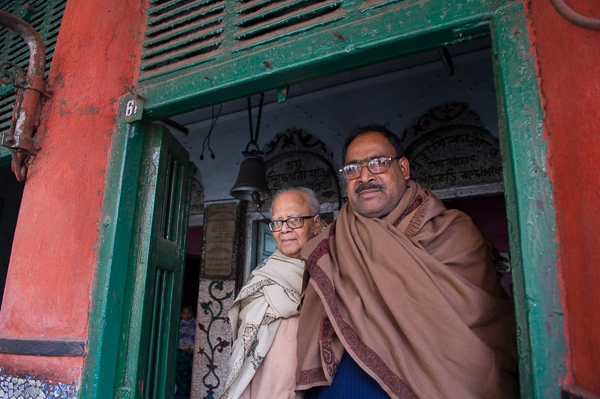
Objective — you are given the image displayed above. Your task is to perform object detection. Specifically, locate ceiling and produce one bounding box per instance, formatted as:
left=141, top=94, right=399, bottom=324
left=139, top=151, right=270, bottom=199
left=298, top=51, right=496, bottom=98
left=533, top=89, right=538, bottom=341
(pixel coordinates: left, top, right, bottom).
left=168, top=37, right=492, bottom=128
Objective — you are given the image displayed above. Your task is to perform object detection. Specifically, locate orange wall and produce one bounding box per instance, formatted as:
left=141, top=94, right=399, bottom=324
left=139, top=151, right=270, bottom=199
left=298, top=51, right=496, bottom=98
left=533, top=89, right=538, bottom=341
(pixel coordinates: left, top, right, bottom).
left=0, top=0, right=146, bottom=381
left=527, top=0, right=600, bottom=393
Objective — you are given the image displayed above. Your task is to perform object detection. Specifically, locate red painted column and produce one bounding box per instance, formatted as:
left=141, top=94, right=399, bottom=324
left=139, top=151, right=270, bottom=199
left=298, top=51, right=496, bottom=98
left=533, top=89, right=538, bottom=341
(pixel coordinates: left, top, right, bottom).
left=527, top=0, right=600, bottom=394
left=0, top=0, right=146, bottom=383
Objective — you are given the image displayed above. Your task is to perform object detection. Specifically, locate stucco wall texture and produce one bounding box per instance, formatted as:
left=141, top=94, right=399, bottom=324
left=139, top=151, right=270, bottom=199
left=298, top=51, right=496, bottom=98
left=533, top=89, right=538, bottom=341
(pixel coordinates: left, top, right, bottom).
left=0, top=0, right=146, bottom=382
left=528, top=0, right=600, bottom=394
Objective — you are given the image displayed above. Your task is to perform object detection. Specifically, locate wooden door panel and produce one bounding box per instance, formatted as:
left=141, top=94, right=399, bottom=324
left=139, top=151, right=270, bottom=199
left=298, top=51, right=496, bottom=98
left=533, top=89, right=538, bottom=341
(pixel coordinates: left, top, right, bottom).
left=117, top=123, right=191, bottom=399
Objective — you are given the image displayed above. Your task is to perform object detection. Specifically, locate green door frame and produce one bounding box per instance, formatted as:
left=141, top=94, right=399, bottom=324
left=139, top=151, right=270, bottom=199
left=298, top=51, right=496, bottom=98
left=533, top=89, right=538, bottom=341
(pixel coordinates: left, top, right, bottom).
left=81, top=1, right=566, bottom=399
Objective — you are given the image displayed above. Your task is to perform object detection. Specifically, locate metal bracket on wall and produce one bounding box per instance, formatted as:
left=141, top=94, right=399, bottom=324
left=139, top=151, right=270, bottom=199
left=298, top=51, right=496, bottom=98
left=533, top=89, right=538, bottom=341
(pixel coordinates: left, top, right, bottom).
left=549, top=0, right=600, bottom=30
left=0, top=10, right=49, bottom=182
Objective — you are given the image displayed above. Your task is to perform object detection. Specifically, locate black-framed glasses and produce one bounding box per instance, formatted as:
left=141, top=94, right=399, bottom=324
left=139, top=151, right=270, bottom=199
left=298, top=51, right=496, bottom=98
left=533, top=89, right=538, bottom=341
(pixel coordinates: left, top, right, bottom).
left=269, top=216, right=316, bottom=232
left=339, top=157, right=399, bottom=180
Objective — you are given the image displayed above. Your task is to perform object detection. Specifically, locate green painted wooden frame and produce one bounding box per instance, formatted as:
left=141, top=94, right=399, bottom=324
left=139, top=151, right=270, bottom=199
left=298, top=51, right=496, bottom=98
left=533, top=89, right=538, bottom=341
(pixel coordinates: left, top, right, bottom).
left=82, top=1, right=566, bottom=398
left=80, top=119, right=147, bottom=399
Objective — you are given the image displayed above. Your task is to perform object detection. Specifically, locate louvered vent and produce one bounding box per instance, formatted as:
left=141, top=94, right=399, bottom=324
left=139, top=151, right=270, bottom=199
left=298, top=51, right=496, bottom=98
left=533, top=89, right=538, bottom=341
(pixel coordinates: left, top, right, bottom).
left=139, top=0, right=346, bottom=81
left=0, top=0, right=66, bottom=138
left=140, top=0, right=226, bottom=81
left=232, top=0, right=345, bottom=52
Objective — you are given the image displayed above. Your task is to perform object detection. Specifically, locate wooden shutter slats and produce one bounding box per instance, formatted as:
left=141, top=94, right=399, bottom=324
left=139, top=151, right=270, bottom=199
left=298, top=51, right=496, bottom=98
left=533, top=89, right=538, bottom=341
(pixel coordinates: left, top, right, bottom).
left=142, top=28, right=224, bottom=61
left=234, top=1, right=343, bottom=39
left=237, top=0, right=282, bottom=15
left=233, top=13, right=344, bottom=52
left=148, top=0, right=219, bottom=25
left=48, top=12, right=65, bottom=27
left=139, top=51, right=219, bottom=81
left=146, top=16, right=223, bottom=46
left=141, top=37, right=223, bottom=70
left=235, top=0, right=317, bottom=27
left=149, top=0, right=198, bottom=16
left=0, top=97, right=16, bottom=129
left=147, top=3, right=224, bottom=36
left=146, top=6, right=224, bottom=40
left=0, top=100, right=15, bottom=117
left=141, top=0, right=227, bottom=79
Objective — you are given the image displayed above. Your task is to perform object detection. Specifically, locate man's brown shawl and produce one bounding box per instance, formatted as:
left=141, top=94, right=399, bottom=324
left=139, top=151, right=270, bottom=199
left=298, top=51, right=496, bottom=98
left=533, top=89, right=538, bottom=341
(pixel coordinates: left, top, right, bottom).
left=296, top=181, right=518, bottom=399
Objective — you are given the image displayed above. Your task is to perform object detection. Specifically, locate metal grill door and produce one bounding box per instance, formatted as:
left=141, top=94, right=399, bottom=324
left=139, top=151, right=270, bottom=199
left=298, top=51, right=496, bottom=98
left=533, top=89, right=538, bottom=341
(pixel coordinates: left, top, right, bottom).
left=117, top=123, right=191, bottom=399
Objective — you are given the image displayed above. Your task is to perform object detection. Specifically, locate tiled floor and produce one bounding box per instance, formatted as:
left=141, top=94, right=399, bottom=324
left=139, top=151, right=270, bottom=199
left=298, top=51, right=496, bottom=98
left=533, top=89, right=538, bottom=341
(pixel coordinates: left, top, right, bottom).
left=0, top=371, right=76, bottom=399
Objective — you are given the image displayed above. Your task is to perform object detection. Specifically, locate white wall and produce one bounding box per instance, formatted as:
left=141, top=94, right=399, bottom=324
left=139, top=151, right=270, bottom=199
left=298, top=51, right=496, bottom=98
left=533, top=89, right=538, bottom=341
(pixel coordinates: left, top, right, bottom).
left=172, top=47, right=498, bottom=202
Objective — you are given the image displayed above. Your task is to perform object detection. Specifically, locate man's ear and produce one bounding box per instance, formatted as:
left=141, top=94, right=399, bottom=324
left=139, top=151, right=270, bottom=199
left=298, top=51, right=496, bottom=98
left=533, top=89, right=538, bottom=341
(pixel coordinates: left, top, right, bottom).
left=399, top=157, right=410, bottom=180
left=313, top=215, right=323, bottom=235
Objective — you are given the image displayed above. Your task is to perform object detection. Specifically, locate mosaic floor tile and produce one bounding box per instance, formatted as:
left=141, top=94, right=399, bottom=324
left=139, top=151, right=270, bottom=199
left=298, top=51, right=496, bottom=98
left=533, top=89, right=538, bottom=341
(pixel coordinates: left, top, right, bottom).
left=0, top=370, right=77, bottom=399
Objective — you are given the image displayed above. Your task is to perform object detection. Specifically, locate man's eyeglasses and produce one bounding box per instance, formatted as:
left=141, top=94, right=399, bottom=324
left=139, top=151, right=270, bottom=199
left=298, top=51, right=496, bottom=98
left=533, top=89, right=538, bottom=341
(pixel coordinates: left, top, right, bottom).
left=269, top=216, right=316, bottom=232
left=340, top=157, right=399, bottom=180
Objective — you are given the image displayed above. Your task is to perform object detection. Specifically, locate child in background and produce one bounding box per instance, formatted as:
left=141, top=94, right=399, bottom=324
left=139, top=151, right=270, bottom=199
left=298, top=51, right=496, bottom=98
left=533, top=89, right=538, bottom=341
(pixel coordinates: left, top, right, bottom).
left=176, top=305, right=196, bottom=397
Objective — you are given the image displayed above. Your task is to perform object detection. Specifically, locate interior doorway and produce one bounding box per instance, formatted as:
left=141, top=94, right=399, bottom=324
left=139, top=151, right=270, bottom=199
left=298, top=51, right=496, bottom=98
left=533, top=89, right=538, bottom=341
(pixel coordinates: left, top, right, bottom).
left=159, top=35, right=516, bottom=398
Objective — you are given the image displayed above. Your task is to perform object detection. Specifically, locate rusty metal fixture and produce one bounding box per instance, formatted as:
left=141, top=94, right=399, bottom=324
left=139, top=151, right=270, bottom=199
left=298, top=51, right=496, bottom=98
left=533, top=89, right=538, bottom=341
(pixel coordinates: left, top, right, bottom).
left=0, top=10, right=49, bottom=181
left=549, top=0, right=600, bottom=30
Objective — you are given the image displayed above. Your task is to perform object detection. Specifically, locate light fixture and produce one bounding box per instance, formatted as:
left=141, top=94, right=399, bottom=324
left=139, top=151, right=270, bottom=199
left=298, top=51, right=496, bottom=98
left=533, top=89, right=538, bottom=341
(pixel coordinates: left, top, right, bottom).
left=230, top=93, right=271, bottom=205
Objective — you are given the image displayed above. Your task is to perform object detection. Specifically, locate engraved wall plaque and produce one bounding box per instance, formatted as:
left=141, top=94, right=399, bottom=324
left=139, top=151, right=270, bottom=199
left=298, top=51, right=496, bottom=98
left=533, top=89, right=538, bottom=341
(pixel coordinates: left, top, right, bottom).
left=202, top=202, right=237, bottom=278
left=402, top=102, right=502, bottom=190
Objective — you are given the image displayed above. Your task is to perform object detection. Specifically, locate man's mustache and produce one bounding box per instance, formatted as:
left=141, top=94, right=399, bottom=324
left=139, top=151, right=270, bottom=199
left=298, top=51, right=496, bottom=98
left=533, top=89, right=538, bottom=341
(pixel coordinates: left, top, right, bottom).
left=355, top=183, right=386, bottom=194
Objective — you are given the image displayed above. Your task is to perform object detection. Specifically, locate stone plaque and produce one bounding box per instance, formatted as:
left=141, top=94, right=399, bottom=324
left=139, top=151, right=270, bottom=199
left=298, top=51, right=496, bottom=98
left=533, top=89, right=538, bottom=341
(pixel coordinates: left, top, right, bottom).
left=267, top=156, right=336, bottom=197
left=402, top=103, right=502, bottom=190
left=261, top=128, right=342, bottom=210
left=202, top=202, right=237, bottom=278
left=407, top=126, right=501, bottom=188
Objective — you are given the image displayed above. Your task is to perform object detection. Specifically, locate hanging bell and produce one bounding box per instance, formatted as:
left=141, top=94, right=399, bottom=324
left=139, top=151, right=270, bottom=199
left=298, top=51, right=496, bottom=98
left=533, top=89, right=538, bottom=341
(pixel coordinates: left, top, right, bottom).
left=230, top=154, right=272, bottom=202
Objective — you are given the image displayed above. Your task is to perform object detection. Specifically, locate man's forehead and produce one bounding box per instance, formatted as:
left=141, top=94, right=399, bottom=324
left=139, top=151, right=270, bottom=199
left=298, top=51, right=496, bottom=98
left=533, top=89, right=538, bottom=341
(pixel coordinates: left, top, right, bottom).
left=345, top=132, right=396, bottom=164
left=272, top=191, right=310, bottom=217
left=271, top=210, right=303, bottom=219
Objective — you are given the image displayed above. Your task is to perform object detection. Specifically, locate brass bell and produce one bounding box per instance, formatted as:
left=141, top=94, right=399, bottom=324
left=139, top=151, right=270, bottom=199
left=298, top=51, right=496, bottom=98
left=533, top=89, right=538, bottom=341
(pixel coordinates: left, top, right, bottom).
left=230, top=154, right=272, bottom=202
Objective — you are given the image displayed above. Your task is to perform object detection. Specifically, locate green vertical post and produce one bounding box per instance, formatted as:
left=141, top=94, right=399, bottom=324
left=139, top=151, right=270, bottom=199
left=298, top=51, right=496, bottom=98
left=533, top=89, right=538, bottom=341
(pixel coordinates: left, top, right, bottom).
left=492, top=3, right=566, bottom=398
left=80, top=120, right=146, bottom=399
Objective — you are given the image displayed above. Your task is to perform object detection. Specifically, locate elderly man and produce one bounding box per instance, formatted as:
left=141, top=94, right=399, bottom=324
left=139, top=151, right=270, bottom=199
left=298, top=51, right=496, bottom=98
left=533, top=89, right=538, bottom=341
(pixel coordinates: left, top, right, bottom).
left=296, top=125, right=518, bottom=399
left=221, top=188, right=322, bottom=399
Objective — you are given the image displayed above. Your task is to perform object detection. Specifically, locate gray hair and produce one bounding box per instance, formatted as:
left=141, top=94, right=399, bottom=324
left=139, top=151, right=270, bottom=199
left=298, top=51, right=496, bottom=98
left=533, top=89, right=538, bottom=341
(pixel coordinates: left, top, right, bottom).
left=270, top=187, right=320, bottom=216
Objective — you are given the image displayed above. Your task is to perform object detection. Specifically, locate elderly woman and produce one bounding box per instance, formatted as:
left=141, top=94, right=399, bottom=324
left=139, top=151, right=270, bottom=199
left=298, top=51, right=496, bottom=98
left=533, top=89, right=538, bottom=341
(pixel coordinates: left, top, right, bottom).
left=220, top=187, right=323, bottom=399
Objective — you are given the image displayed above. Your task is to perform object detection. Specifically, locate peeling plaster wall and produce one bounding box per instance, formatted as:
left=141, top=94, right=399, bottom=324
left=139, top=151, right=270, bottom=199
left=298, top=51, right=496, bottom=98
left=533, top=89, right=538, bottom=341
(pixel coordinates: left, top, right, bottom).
left=526, top=0, right=600, bottom=393
left=0, top=0, right=146, bottom=390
